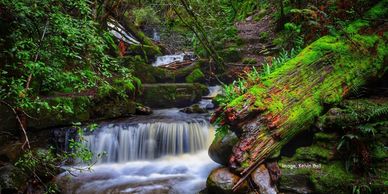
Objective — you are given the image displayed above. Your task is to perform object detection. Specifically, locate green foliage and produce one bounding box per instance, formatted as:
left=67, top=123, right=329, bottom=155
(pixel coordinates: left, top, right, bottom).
left=214, top=46, right=301, bottom=112
left=337, top=121, right=388, bottom=172
left=14, top=122, right=102, bottom=193
left=132, top=6, right=161, bottom=27
left=0, top=0, right=137, bottom=115
left=65, top=123, right=104, bottom=164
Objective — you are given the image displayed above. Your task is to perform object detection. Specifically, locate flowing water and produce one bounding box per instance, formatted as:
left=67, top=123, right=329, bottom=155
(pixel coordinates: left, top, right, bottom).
left=56, top=108, right=219, bottom=194
left=199, top=85, right=223, bottom=109
left=152, top=52, right=196, bottom=67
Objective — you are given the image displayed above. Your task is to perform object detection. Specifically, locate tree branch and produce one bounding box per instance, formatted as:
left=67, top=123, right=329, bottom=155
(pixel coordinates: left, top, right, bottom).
left=0, top=100, right=30, bottom=150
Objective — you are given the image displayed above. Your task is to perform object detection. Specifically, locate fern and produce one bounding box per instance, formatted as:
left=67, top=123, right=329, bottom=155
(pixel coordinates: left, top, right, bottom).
left=367, top=106, right=388, bottom=121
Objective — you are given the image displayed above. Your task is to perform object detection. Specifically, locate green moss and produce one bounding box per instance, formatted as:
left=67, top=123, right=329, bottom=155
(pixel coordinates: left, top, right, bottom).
left=128, top=44, right=161, bottom=59
left=314, top=132, right=337, bottom=142
left=214, top=1, right=388, bottom=172
left=185, top=68, right=205, bottom=83
left=293, top=145, right=332, bottom=163
left=310, top=162, right=355, bottom=194
left=364, top=0, right=388, bottom=19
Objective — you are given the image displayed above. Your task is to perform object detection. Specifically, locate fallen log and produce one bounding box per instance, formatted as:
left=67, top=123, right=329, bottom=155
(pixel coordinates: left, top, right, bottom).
left=210, top=1, right=388, bottom=190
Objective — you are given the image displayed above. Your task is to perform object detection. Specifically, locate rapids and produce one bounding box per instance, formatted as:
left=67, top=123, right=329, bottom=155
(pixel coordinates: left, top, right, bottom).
left=56, top=108, right=219, bottom=194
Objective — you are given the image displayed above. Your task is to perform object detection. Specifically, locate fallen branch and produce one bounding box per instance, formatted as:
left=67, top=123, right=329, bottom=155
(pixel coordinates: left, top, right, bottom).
left=0, top=100, right=30, bottom=150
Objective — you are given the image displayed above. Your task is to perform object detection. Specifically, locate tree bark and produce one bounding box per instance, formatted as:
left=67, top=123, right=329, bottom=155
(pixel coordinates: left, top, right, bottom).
left=211, top=2, right=387, bottom=189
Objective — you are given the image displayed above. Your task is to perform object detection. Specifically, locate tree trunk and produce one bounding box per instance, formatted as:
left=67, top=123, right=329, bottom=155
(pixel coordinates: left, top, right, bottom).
left=211, top=1, right=387, bottom=189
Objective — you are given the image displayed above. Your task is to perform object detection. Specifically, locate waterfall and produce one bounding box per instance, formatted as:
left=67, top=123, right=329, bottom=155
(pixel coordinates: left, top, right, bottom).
left=152, top=54, right=185, bottom=67
left=152, top=52, right=196, bottom=67
left=153, top=28, right=160, bottom=42
left=83, top=119, right=210, bottom=163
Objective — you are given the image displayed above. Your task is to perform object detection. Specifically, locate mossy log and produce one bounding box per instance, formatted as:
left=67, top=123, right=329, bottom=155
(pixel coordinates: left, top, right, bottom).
left=211, top=1, right=388, bottom=189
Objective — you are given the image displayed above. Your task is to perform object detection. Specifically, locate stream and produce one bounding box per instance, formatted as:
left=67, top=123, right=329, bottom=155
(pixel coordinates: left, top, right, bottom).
left=56, top=87, right=222, bottom=194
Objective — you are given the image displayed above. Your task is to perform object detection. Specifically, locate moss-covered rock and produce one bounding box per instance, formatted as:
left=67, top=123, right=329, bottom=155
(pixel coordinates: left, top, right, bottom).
left=209, top=131, right=239, bottom=165
left=180, top=104, right=207, bottom=114
left=185, top=68, right=205, bottom=83
left=0, top=164, right=28, bottom=194
left=220, top=47, right=241, bottom=63
left=127, top=44, right=162, bottom=62
left=293, top=145, right=332, bottom=163
left=310, top=162, right=355, bottom=194
left=129, top=55, right=206, bottom=84
left=279, top=157, right=356, bottom=194
left=317, top=99, right=388, bottom=130
left=0, top=86, right=137, bottom=133
left=139, top=83, right=207, bottom=108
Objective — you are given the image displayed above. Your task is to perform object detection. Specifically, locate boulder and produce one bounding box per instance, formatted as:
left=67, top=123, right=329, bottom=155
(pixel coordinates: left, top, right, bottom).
left=180, top=104, right=207, bottom=114
left=278, top=168, right=314, bottom=194
left=206, top=167, right=248, bottom=194
left=139, top=83, right=207, bottom=108
left=0, top=93, right=137, bottom=133
left=0, top=164, right=28, bottom=193
left=208, top=131, right=239, bottom=165
left=251, top=164, right=278, bottom=194
left=135, top=104, right=153, bottom=115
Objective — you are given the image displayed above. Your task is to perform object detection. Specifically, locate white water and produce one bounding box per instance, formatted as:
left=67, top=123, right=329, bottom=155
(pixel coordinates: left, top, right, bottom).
left=83, top=120, right=209, bottom=163
left=57, top=151, right=218, bottom=194
left=56, top=108, right=218, bottom=194
left=199, top=85, right=223, bottom=109
left=152, top=52, right=196, bottom=67
left=152, top=54, right=185, bottom=67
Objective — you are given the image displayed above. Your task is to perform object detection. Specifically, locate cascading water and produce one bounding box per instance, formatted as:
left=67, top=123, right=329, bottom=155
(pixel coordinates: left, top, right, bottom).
left=56, top=108, right=218, bottom=194
left=83, top=119, right=209, bottom=163
left=199, top=85, right=223, bottom=109
left=152, top=52, right=196, bottom=67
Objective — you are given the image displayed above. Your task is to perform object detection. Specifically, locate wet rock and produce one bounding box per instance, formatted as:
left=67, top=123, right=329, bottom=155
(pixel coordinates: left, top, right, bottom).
left=180, top=104, right=207, bottom=114
left=266, top=162, right=281, bottom=184
left=92, top=97, right=136, bottom=119
left=136, top=104, right=153, bottom=115
left=1, top=94, right=137, bottom=132
left=207, top=167, right=248, bottom=194
left=251, top=164, right=278, bottom=194
left=140, top=83, right=207, bottom=108
left=0, top=164, right=28, bottom=193
left=209, top=131, right=239, bottom=165
left=278, top=170, right=313, bottom=194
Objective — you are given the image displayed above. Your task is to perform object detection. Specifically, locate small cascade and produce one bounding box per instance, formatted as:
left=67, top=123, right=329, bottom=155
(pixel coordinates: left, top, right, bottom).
left=199, top=85, right=223, bottom=109
left=152, top=52, right=196, bottom=67
left=82, top=116, right=210, bottom=163
left=152, top=54, right=185, bottom=67
left=152, top=28, right=160, bottom=42
left=57, top=94, right=218, bottom=194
